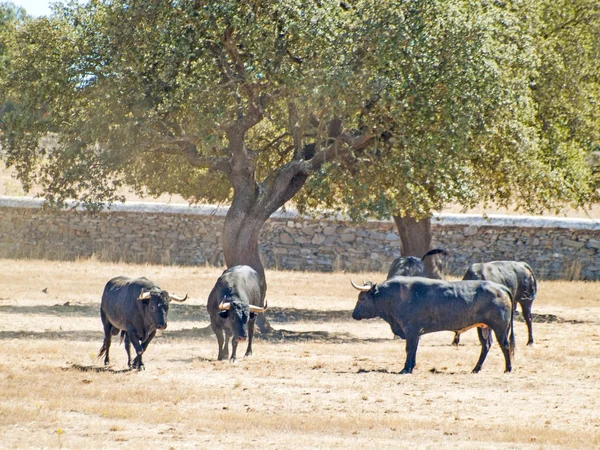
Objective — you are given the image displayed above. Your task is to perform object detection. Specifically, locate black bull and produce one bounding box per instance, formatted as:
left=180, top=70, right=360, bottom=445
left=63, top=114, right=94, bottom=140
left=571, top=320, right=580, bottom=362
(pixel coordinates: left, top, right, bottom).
left=207, top=265, right=267, bottom=361
left=351, top=277, right=515, bottom=374
left=98, top=276, right=187, bottom=369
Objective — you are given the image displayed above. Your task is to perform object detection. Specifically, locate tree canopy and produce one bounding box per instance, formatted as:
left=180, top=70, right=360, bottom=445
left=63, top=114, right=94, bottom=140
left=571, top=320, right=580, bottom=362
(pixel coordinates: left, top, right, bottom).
left=296, top=0, right=600, bottom=221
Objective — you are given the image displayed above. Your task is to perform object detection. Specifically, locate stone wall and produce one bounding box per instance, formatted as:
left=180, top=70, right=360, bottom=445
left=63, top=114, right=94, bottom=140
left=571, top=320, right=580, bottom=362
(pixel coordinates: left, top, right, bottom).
left=1, top=197, right=599, bottom=280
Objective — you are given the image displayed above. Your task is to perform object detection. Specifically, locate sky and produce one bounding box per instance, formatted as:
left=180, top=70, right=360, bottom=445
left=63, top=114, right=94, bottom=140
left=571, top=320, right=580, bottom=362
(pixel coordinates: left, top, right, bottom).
left=10, top=0, right=53, bottom=17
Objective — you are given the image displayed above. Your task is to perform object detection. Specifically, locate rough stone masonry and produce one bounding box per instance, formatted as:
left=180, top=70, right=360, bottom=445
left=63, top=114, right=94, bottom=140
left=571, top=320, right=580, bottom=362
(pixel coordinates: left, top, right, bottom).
left=0, top=197, right=598, bottom=280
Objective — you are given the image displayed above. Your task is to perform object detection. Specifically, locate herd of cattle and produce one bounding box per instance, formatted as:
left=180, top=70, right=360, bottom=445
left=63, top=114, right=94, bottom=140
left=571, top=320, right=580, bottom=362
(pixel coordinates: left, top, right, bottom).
left=98, top=249, right=537, bottom=374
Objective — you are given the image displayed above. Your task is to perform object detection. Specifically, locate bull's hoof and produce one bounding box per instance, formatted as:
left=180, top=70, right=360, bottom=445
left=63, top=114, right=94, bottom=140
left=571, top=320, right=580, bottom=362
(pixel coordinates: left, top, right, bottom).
left=244, top=350, right=252, bottom=358
left=229, top=357, right=237, bottom=364
left=472, top=367, right=481, bottom=374
left=399, top=368, right=412, bottom=374
left=526, top=340, right=535, bottom=346
left=504, top=367, right=512, bottom=373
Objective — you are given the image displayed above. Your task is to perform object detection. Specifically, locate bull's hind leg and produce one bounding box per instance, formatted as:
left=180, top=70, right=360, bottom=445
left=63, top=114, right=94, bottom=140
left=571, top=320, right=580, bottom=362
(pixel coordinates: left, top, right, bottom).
left=472, top=327, right=493, bottom=373
left=493, top=327, right=513, bottom=373
left=98, top=309, right=114, bottom=365
left=520, top=300, right=534, bottom=345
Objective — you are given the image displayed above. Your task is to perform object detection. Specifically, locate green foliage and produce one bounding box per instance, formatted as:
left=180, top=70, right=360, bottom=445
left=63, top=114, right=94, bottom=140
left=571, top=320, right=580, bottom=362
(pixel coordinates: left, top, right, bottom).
left=297, top=0, right=600, bottom=219
left=1, top=0, right=598, bottom=217
left=1, top=0, right=359, bottom=207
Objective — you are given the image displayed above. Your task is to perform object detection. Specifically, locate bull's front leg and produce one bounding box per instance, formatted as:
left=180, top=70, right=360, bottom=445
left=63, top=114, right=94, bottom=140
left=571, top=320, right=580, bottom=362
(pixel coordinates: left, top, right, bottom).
left=230, top=330, right=239, bottom=362
left=126, top=328, right=145, bottom=370
left=211, top=323, right=228, bottom=361
left=245, top=317, right=256, bottom=357
left=400, top=335, right=420, bottom=374
left=131, top=330, right=155, bottom=370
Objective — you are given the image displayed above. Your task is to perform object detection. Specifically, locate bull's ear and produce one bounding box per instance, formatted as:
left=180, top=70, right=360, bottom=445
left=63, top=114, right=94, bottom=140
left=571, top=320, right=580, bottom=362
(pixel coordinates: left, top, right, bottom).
left=219, top=310, right=229, bottom=319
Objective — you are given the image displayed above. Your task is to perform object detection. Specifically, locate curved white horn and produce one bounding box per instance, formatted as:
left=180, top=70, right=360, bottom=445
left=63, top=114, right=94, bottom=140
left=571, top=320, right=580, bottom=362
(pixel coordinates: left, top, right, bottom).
left=218, top=301, right=231, bottom=311
left=249, top=300, right=267, bottom=314
left=350, top=279, right=372, bottom=292
left=169, top=293, right=188, bottom=302
left=138, top=290, right=152, bottom=301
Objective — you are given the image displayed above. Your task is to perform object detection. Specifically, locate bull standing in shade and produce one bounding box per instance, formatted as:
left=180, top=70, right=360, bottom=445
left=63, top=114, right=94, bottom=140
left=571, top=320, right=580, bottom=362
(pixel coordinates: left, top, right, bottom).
left=455, top=261, right=537, bottom=346
left=98, top=276, right=187, bottom=370
left=387, top=248, right=448, bottom=279
left=207, top=265, right=267, bottom=361
left=351, top=277, right=515, bottom=374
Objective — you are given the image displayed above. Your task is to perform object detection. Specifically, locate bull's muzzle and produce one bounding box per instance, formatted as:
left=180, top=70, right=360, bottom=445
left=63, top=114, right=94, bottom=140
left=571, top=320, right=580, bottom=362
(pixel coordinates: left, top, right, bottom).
left=157, top=324, right=167, bottom=330
left=237, top=336, right=247, bottom=342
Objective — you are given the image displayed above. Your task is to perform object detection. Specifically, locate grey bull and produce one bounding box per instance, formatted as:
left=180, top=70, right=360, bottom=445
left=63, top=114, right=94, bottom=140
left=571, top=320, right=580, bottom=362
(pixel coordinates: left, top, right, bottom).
left=351, top=276, right=515, bottom=374
left=207, top=265, right=267, bottom=361
left=456, top=261, right=537, bottom=346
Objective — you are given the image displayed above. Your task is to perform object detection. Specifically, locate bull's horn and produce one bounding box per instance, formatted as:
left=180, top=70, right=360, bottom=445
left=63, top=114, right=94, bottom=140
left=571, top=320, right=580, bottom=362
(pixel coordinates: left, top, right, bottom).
left=249, top=300, right=267, bottom=314
left=350, top=279, right=373, bottom=292
left=218, top=301, right=231, bottom=311
left=138, top=290, right=152, bottom=300
left=169, top=293, right=188, bottom=302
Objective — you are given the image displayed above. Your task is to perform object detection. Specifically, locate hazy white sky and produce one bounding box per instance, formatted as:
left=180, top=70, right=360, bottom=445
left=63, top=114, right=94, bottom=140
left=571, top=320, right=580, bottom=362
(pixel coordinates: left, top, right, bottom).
left=11, top=0, right=53, bottom=17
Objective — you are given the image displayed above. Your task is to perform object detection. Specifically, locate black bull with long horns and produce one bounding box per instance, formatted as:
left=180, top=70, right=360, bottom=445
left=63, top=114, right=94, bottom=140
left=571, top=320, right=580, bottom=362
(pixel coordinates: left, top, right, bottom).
left=207, top=265, right=267, bottom=361
left=351, top=276, right=515, bottom=374
left=98, top=276, right=188, bottom=369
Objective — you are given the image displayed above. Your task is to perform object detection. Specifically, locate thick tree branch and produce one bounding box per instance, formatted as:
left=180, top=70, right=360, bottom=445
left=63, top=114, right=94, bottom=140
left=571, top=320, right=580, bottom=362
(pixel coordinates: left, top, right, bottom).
left=146, top=140, right=230, bottom=173
left=305, top=132, right=375, bottom=172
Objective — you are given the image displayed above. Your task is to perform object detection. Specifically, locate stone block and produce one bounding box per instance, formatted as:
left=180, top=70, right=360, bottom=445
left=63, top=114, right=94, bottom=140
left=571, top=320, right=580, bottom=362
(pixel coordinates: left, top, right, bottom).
left=341, top=233, right=356, bottom=243
left=587, top=239, right=600, bottom=250
left=323, top=226, right=337, bottom=236
left=280, top=233, right=294, bottom=245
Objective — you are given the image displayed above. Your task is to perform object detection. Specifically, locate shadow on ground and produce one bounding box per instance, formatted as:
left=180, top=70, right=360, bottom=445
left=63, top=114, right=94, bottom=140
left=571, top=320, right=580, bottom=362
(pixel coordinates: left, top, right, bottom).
left=0, top=303, right=586, bottom=325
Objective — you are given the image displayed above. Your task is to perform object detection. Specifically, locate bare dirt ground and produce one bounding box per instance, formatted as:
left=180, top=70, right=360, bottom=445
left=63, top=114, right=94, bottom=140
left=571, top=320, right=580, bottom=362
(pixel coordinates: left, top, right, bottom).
left=0, top=259, right=599, bottom=449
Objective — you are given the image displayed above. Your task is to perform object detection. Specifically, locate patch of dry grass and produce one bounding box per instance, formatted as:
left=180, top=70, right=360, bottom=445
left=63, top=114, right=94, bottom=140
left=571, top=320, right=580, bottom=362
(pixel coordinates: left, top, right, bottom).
left=1, top=258, right=599, bottom=448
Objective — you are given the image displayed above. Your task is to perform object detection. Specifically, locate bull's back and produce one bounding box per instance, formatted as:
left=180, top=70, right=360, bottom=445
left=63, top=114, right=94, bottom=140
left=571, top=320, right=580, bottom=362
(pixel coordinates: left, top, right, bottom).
left=207, top=265, right=263, bottom=312
left=101, top=276, right=151, bottom=329
left=463, top=262, right=519, bottom=298
left=389, top=278, right=511, bottom=333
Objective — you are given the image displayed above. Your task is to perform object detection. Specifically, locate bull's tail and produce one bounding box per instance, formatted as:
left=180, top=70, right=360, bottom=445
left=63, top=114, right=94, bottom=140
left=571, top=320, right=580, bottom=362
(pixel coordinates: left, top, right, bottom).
left=119, top=330, right=126, bottom=345
left=421, top=248, right=448, bottom=261
left=98, top=343, right=107, bottom=359
left=505, top=286, right=516, bottom=361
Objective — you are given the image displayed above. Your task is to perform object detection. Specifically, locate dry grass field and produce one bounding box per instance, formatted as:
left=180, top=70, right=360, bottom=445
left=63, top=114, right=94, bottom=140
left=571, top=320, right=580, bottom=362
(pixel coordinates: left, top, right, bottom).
left=0, top=259, right=599, bottom=449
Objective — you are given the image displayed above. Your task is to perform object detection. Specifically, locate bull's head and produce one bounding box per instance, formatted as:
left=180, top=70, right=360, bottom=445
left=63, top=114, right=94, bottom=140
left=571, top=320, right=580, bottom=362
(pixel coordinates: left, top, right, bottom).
left=218, top=298, right=267, bottom=342
left=138, top=288, right=187, bottom=330
left=350, top=280, right=378, bottom=320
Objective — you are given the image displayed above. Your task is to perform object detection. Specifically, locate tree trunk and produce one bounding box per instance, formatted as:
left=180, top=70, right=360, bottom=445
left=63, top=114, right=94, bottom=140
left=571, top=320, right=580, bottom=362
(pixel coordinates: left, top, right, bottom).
left=393, top=215, right=442, bottom=279
left=221, top=203, right=274, bottom=333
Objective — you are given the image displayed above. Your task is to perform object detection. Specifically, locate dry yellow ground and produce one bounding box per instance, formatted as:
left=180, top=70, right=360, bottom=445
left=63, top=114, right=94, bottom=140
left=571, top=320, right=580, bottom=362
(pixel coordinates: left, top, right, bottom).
left=0, top=259, right=599, bottom=449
